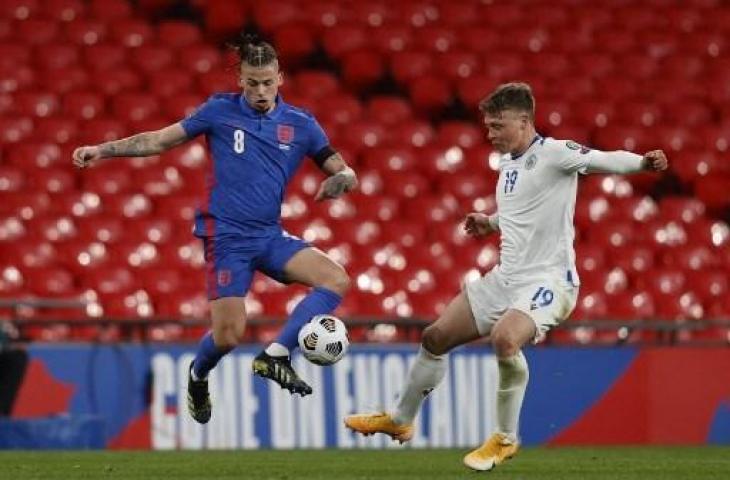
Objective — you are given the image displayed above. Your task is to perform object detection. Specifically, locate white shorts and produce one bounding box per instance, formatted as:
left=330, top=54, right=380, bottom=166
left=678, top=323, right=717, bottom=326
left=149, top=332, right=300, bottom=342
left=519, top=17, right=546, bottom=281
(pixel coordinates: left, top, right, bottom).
left=464, top=269, right=578, bottom=342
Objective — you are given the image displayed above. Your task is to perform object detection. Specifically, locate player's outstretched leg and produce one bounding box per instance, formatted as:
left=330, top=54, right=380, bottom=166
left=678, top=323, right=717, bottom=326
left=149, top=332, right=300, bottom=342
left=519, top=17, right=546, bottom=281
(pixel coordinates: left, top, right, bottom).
left=463, top=433, right=519, bottom=471
left=344, top=345, right=445, bottom=444
left=252, top=351, right=313, bottom=396
left=254, top=286, right=341, bottom=396
left=344, top=412, right=414, bottom=444
left=187, top=360, right=212, bottom=424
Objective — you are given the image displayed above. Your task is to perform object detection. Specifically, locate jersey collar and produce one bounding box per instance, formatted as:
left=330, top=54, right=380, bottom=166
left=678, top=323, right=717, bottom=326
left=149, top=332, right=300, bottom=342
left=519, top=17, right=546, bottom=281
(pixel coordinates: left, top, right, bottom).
left=239, top=94, right=286, bottom=120
left=510, top=134, right=542, bottom=160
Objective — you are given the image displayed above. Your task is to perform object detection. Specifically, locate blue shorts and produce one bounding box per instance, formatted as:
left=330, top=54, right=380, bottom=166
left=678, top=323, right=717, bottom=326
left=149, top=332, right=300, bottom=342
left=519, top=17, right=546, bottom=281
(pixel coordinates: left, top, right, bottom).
left=201, top=230, right=310, bottom=299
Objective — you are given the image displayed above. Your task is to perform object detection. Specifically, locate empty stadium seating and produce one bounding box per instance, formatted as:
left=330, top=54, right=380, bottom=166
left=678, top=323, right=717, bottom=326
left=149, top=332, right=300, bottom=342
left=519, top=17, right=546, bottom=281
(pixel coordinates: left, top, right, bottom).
left=2, top=0, right=729, bottom=343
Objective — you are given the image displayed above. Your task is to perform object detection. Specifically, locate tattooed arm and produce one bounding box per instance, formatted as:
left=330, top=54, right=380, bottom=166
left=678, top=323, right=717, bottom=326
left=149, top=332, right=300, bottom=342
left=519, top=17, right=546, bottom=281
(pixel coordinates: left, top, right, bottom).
left=72, top=122, right=189, bottom=168
left=314, top=152, right=358, bottom=201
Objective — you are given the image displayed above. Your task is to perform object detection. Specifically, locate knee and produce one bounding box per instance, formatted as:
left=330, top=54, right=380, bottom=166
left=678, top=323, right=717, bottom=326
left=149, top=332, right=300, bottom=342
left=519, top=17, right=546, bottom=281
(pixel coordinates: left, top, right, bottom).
left=491, top=329, right=521, bottom=358
left=421, top=325, right=449, bottom=356
left=320, top=265, right=351, bottom=296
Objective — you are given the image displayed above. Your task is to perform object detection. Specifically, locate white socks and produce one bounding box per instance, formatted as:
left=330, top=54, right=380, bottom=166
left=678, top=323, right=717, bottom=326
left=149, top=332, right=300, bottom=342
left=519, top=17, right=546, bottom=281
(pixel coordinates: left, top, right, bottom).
left=496, top=350, right=529, bottom=442
left=393, top=346, right=448, bottom=425
left=265, top=342, right=290, bottom=357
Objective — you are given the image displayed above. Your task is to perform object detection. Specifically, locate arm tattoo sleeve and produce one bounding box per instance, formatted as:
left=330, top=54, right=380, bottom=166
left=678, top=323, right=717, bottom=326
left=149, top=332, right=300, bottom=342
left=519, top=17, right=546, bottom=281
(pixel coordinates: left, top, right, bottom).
left=99, top=132, right=162, bottom=158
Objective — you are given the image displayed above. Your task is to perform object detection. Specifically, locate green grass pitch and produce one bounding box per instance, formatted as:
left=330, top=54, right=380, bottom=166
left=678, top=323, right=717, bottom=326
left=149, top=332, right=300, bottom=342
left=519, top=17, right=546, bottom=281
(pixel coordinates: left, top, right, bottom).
left=2, top=447, right=729, bottom=479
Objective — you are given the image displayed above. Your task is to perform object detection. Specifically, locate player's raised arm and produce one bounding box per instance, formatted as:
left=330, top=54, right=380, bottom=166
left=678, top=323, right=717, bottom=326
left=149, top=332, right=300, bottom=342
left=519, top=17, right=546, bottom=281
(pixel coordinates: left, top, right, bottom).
left=582, top=147, right=669, bottom=175
left=314, top=151, right=358, bottom=202
left=72, top=122, right=190, bottom=169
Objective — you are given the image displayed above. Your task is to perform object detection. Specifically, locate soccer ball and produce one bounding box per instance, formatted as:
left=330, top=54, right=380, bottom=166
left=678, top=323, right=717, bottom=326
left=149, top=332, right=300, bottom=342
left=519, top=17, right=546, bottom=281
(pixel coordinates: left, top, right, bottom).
left=298, top=314, right=349, bottom=366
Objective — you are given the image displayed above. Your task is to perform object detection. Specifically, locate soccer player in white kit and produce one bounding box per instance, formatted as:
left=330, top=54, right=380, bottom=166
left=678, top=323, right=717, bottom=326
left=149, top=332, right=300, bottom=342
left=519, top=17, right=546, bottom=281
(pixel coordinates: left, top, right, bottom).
left=345, top=82, right=668, bottom=471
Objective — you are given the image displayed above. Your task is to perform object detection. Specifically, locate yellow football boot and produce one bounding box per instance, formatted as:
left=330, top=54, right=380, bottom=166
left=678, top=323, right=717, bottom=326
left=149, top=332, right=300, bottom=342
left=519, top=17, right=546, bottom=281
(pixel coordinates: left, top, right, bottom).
left=463, top=432, right=519, bottom=471
left=344, top=413, right=413, bottom=443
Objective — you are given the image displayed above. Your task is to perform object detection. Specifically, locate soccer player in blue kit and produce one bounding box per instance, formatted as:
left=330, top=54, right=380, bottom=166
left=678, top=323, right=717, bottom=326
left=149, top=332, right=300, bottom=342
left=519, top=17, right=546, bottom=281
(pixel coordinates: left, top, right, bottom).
left=72, top=35, right=358, bottom=423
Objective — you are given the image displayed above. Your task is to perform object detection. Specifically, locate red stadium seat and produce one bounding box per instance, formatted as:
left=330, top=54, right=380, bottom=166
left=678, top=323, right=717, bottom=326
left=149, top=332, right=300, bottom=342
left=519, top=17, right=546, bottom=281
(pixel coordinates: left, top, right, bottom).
left=51, top=191, right=102, bottom=218
left=575, top=244, right=606, bottom=273
left=390, top=120, right=435, bottom=148
left=0, top=117, right=34, bottom=144
left=316, top=93, right=362, bottom=127
left=686, top=269, right=728, bottom=305
left=178, top=45, right=222, bottom=75
left=158, top=21, right=202, bottom=48
left=24, top=268, right=75, bottom=296
left=64, top=19, right=107, bottom=46
left=686, top=219, right=729, bottom=248
left=148, top=70, right=194, bottom=98
left=273, top=25, right=316, bottom=67
left=382, top=171, right=429, bottom=199
left=0, top=214, right=26, bottom=243
left=587, top=220, right=635, bottom=249
left=123, top=217, right=174, bottom=244
left=94, top=68, right=142, bottom=95
left=111, top=240, right=161, bottom=269
left=341, top=50, right=384, bottom=90
left=663, top=244, right=717, bottom=271
left=0, top=191, right=52, bottom=219
left=402, top=194, right=460, bottom=224
left=572, top=290, right=609, bottom=320
left=35, top=44, right=80, bottom=71
left=390, top=50, right=434, bottom=85
left=32, top=215, right=79, bottom=242
left=200, top=2, right=246, bottom=40
left=415, top=26, right=460, bottom=53
left=656, top=291, right=704, bottom=321
left=370, top=24, right=413, bottom=56
left=75, top=117, right=126, bottom=144
left=579, top=267, right=629, bottom=296
left=112, top=94, right=160, bottom=123
left=437, top=122, right=483, bottom=149
left=56, top=239, right=112, bottom=274
left=89, top=0, right=131, bottom=19
left=365, top=96, right=412, bottom=126
left=322, top=24, right=368, bottom=60
left=111, top=19, right=154, bottom=48
left=409, top=76, right=452, bottom=112
left=63, top=92, right=105, bottom=120
left=438, top=173, right=490, bottom=201
left=612, top=246, right=655, bottom=275
left=81, top=164, right=132, bottom=195
left=84, top=44, right=127, bottom=71
left=77, top=217, right=124, bottom=244
left=609, top=292, right=656, bottom=320
left=81, top=266, right=135, bottom=295
left=130, top=46, right=175, bottom=74
left=46, top=0, right=85, bottom=21
left=29, top=168, right=75, bottom=194
left=140, top=268, right=183, bottom=295
left=155, top=194, right=198, bottom=221
left=104, top=193, right=153, bottom=219
left=16, top=18, right=59, bottom=46
left=362, top=147, right=416, bottom=172
left=0, top=165, right=24, bottom=192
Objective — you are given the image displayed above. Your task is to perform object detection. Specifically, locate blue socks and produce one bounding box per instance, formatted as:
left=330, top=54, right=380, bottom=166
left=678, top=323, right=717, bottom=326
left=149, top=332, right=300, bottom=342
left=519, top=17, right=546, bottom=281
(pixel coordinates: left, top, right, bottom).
left=192, top=332, right=232, bottom=380
left=275, top=287, right=342, bottom=352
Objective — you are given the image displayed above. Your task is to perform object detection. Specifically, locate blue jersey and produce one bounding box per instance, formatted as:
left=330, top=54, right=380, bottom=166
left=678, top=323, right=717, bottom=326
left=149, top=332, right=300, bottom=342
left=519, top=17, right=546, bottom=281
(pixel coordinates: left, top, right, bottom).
left=180, top=93, right=330, bottom=237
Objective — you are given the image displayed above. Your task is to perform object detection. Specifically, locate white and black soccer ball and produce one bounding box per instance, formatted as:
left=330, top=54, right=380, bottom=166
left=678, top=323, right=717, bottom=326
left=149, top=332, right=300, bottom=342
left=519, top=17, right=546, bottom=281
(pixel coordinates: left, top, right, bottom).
left=297, top=314, right=349, bottom=366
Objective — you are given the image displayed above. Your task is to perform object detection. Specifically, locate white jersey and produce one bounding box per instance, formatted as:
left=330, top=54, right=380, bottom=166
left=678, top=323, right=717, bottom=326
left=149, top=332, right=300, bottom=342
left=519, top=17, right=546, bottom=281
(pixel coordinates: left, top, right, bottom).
left=494, top=136, right=598, bottom=286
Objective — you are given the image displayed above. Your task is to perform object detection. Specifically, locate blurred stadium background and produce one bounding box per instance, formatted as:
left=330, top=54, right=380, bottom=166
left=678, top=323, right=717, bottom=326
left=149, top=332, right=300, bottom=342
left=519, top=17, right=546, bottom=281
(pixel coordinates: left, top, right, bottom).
left=0, top=0, right=728, bottom=473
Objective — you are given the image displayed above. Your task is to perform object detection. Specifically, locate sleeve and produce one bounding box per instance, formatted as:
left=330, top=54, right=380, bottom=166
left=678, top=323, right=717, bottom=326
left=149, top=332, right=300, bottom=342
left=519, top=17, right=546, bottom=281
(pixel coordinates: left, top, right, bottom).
left=179, top=98, right=215, bottom=138
left=555, top=140, right=593, bottom=174
left=556, top=140, right=644, bottom=175
left=306, top=116, right=331, bottom=158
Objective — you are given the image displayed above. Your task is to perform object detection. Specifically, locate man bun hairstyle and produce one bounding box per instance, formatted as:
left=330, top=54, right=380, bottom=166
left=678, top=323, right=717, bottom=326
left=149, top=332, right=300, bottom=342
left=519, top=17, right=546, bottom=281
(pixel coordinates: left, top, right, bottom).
left=230, top=33, right=278, bottom=68
left=479, top=82, right=535, bottom=120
